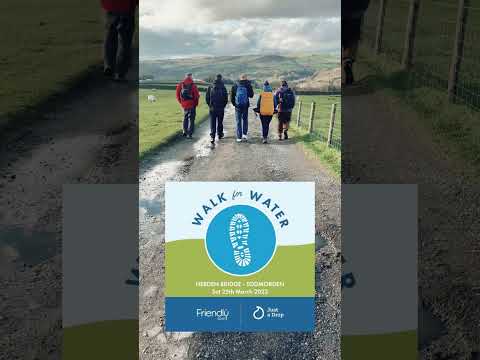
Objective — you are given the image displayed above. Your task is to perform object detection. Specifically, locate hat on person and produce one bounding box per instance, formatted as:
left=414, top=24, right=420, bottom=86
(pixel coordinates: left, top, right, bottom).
left=264, top=80, right=270, bottom=86
left=216, top=74, right=222, bottom=80
left=281, top=80, right=288, bottom=87
left=186, top=73, right=193, bottom=78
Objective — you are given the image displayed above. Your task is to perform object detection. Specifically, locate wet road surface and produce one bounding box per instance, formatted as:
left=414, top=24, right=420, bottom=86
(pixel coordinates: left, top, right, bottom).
left=139, top=102, right=341, bottom=360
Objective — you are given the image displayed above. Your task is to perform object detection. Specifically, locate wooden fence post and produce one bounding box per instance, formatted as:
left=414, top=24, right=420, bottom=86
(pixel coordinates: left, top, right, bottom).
left=448, top=0, right=469, bottom=102
left=297, top=101, right=302, bottom=127
left=375, top=0, right=388, bottom=55
left=308, top=102, right=316, bottom=134
left=327, top=104, right=337, bottom=147
left=402, top=0, right=420, bottom=69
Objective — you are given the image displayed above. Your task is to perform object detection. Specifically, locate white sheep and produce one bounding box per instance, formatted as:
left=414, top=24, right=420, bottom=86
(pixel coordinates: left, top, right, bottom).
left=147, top=95, right=157, bottom=102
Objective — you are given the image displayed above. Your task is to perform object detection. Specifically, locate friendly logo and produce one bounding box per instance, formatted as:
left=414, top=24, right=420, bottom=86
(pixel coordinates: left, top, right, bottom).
left=196, top=308, right=230, bottom=321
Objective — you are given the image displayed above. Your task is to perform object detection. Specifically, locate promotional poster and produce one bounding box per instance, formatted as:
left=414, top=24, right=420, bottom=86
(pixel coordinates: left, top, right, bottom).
left=164, top=182, right=315, bottom=332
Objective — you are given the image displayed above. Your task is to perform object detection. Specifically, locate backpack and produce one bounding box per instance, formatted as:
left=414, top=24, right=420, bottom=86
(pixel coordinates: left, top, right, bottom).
left=210, top=85, right=227, bottom=108
left=259, top=92, right=274, bottom=116
left=280, top=89, right=295, bottom=111
left=235, top=84, right=249, bottom=107
left=181, top=82, right=193, bottom=101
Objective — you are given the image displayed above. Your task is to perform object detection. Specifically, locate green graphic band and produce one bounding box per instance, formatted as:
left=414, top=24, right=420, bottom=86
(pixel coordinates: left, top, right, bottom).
left=166, top=239, right=314, bottom=297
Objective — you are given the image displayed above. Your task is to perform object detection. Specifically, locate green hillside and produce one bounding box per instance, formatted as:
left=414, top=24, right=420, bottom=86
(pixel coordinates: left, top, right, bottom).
left=140, top=53, right=339, bottom=83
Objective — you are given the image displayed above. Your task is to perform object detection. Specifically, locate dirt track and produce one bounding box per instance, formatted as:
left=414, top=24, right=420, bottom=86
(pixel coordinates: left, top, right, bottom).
left=342, top=83, right=480, bottom=359
left=139, top=103, right=341, bottom=360
left=0, top=67, right=138, bottom=359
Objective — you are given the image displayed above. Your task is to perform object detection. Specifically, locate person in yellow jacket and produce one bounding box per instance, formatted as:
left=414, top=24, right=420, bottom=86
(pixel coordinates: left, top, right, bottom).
left=254, top=81, right=278, bottom=144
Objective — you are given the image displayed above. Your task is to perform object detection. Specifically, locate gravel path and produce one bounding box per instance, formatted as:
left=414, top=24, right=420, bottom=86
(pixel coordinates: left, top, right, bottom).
left=342, top=85, right=480, bottom=359
left=139, top=102, right=341, bottom=360
left=0, top=68, right=138, bottom=359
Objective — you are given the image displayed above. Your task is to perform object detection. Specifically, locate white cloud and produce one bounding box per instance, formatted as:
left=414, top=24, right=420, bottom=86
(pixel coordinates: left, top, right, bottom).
left=139, top=0, right=340, bottom=58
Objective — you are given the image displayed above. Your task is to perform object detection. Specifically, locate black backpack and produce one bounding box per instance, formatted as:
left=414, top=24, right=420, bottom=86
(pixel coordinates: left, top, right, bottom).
left=210, top=85, right=227, bottom=108
left=280, top=89, right=295, bottom=110
left=181, top=82, right=193, bottom=100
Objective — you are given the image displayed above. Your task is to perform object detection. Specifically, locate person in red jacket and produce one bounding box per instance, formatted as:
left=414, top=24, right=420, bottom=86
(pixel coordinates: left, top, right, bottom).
left=176, top=74, right=200, bottom=138
left=100, top=0, right=138, bottom=81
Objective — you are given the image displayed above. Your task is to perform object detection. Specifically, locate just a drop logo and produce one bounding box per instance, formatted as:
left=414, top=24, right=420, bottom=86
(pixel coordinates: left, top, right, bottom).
left=229, top=213, right=251, bottom=267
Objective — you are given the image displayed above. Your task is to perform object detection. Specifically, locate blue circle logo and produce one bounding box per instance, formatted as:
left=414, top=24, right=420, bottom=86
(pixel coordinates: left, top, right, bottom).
left=205, top=205, right=276, bottom=276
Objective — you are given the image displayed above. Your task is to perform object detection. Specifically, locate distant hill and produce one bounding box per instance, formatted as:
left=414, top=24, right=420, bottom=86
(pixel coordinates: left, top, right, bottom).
left=292, top=67, right=341, bottom=91
left=140, top=54, right=339, bottom=83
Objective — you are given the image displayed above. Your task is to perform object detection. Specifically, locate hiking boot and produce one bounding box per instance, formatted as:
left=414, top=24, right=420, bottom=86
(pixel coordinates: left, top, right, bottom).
left=104, top=67, right=113, bottom=78
left=182, top=132, right=187, bottom=138
left=344, top=58, right=354, bottom=85
left=278, top=134, right=283, bottom=141
left=114, top=73, right=127, bottom=82
left=210, top=138, right=215, bottom=144
left=188, top=134, right=193, bottom=139
left=262, top=138, right=268, bottom=144
left=283, top=130, right=289, bottom=140
left=242, top=134, right=248, bottom=141
left=236, top=138, right=242, bottom=143
left=218, top=134, right=224, bottom=140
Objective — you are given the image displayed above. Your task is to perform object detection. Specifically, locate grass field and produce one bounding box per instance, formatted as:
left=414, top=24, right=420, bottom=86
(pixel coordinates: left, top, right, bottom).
left=361, top=0, right=480, bottom=109
left=290, top=94, right=341, bottom=177
left=296, top=95, right=342, bottom=149
left=0, top=1, right=108, bottom=125
left=139, top=89, right=209, bottom=158
left=357, top=0, right=480, bottom=177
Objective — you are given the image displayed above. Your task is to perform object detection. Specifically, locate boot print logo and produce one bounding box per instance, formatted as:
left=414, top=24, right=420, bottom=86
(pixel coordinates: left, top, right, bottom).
left=229, top=213, right=251, bottom=267
left=206, top=205, right=276, bottom=276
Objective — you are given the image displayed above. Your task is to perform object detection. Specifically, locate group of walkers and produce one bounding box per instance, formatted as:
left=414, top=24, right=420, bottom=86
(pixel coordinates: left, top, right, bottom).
left=175, top=73, right=296, bottom=145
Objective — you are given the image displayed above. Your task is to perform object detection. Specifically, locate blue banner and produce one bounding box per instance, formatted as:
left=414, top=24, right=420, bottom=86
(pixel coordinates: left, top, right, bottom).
left=165, top=297, right=314, bottom=332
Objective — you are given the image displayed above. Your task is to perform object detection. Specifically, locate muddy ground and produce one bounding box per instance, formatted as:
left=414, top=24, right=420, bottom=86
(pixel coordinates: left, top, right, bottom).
left=139, top=103, right=341, bottom=360
left=0, top=66, right=138, bottom=359
left=343, top=83, right=480, bottom=359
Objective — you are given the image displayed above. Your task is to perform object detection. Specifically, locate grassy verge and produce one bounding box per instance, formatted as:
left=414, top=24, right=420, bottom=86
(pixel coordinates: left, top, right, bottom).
left=0, top=0, right=107, bottom=126
left=139, top=89, right=209, bottom=158
left=356, top=49, right=480, bottom=178
left=290, top=125, right=340, bottom=178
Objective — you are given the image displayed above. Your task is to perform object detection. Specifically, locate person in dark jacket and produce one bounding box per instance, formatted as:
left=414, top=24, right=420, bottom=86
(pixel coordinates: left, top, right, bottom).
left=231, top=74, right=254, bottom=142
left=176, top=73, right=201, bottom=138
left=342, top=0, right=370, bottom=85
left=274, top=80, right=296, bottom=140
left=206, top=74, right=229, bottom=144
left=101, top=0, right=138, bottom=81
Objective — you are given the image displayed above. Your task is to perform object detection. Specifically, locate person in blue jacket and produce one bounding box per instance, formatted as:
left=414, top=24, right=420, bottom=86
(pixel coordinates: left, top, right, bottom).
left=231, top=74, right=254, bottom=142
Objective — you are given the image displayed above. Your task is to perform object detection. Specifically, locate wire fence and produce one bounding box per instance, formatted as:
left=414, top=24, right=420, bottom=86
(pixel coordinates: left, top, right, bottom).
left=295, top=96, right=341, bottom=150
left=360, top=0, right=480, bottom=111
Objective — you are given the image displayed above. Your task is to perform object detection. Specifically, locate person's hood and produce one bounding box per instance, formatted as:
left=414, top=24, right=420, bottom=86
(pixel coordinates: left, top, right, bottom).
left=238, top=79, right=250, bottom=86
left=214, top=79, right=224, bottom=86
left=263, top=84, right=272, bottom=92
left=183, top=77, right=193, bottom=85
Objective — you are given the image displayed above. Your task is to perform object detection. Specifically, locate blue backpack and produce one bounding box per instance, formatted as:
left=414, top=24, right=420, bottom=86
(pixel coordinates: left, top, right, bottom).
left=280, top=88, right=295, bottom=111
left=235, top=85, right=248, bottom=107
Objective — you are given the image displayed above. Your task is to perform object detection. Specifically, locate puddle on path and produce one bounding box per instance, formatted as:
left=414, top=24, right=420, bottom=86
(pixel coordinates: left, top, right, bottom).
left=139, top=117, right=217, bottom=219
left=0, top=226, right=56, bottom=267
left=418, top=304, right=447, bottom=350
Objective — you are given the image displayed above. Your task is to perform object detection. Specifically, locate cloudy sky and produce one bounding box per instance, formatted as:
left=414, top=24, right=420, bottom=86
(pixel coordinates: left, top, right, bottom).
left=140, top=0, right=340, bottom=59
